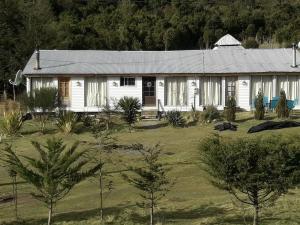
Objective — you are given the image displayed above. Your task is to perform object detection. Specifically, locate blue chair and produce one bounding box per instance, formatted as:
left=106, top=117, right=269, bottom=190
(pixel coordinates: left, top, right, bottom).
left=263, top=96, right=269, bottom=108
left=287, top=100, right=296, bottom=110
left=269, top=98, right=279, bottom=110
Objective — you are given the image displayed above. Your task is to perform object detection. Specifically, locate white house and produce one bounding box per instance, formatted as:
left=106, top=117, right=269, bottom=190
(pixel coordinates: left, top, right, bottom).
left=23, top=34, right=300, bottom=112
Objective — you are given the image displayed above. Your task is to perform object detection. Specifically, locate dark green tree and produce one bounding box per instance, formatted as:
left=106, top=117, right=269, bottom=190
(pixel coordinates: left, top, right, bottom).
left=123, top=144, right=170, bottom=225
left=224, top=96, right=236, bottom=122
left=276, top=90, right=289, bottom=118
left=254, top=91, right=265, bottom=120
left=200, top=135, right=300, bottom=225
left=2, top=138, right=101, bottom=225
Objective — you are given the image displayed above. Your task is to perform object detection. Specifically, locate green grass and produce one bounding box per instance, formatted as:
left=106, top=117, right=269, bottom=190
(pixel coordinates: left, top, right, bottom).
left=1, top=112, right=300, bottom=225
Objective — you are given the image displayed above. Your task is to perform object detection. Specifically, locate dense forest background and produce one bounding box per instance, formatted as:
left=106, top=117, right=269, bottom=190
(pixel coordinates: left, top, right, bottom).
left=0, top=0, right=299, bottom=96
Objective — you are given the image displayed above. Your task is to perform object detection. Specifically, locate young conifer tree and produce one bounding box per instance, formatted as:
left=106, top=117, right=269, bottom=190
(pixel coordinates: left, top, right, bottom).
left=276, top=90, right=289, bottom=118
left=254, top=91, right=265, bottom=120
left=123, top=144, right=171, bottom=225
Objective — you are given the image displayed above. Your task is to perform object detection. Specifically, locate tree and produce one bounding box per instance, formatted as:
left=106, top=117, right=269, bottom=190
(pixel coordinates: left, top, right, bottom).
left=254, top=91, right=265, bottom=120
left=123, top=144, right=170, bottom=225
left=91, top=130, right=116, bottom=222
left=118, top=97, right=141, bottom=126
left=2, top=138, right=101, bottom=225
left=224, top=96, right=236, bottom=122
left=276, top=89, right=289, bottom=118
left=200, top=135, right=300, bottom=225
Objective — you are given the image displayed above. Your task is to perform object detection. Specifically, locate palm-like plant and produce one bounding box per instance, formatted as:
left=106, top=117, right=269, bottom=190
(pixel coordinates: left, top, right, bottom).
left=118, top=97, right=141, bottom=125
left=0, top=111, right=23, bottom=137
left=2, top=138, right=101, bottom=225
left=56, top=110, right=78, bottom=134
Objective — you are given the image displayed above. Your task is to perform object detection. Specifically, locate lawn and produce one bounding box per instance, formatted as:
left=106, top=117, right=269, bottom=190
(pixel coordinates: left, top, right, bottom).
left=0, top=112, right=300, bottom=225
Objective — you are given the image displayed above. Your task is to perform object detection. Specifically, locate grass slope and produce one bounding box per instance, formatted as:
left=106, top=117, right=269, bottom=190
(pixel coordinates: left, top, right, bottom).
left=0, top=112, right=300, bottom=225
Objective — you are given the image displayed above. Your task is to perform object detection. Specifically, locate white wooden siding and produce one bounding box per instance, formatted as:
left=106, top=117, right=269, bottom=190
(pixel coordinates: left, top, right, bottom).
left=107, top=76, right=142, bottom=107
left=238, top=75, right=251, bottom=110
left=70, top=77, right=85, bottom=112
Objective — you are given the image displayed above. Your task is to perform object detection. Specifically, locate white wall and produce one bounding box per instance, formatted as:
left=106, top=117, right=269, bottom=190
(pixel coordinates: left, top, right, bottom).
left=238, top=75, right=251, bottom=111
left=70, top=77, right=85, bottom=112
left=107, top=76, right=142, bottom=107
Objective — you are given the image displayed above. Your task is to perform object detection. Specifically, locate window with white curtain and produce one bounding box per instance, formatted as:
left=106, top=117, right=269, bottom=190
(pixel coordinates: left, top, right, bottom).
left=85, top=77, right=107, bottom=107
left=250, top=76, right=273, bottom=104
left=277, top=75, right=300, bottom=101
left=165, top=77, right=187, bottom=106
left=31, top=77, right=54, bottom=91
left=199, top=76, right=222, bottom=106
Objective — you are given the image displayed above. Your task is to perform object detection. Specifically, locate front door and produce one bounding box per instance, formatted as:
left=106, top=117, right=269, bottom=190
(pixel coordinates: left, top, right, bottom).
left=142, top=77, right=156, bottom=106
left=58, top=77, right=70, bottom=106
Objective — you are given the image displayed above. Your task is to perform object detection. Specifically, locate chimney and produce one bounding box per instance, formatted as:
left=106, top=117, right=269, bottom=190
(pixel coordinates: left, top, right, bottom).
left=292, top=43, right=297, bottom=68
left=34, top=46, right=41, bottom=70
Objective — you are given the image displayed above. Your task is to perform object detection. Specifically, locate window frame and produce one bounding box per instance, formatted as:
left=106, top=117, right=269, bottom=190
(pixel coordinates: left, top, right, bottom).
left=120, top=77, right=135, bottom=86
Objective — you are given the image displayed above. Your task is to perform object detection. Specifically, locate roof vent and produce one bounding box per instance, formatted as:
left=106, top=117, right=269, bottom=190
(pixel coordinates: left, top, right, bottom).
left=292, top=43, right=298, bottom=68
left=213, top=34, right=244, bottom=50
left=34, top=47, right=41, bottom=70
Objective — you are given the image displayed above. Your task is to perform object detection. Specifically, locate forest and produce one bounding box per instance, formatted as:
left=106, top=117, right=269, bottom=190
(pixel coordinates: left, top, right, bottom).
left=0, top=0, right=299, bottom=96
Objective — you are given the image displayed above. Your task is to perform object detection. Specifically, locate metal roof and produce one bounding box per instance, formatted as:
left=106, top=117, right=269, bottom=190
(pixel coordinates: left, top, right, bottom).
left=23, top=48, right=300, bottom=75
left=214, top=34, right=242, bottom=46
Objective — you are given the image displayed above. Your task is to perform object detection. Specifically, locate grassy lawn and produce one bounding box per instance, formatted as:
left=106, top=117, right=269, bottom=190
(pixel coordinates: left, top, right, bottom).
left=1, top=112, right=300, bottom=225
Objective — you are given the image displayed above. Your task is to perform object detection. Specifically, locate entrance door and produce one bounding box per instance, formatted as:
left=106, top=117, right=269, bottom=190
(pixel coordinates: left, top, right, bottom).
left=142, top=77, right=156, bottom=106
left=58, top=77, right=70, bottom=106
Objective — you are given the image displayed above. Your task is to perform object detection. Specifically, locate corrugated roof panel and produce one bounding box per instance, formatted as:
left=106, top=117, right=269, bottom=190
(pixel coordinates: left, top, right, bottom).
left=23, top=49, right=300, bottom=75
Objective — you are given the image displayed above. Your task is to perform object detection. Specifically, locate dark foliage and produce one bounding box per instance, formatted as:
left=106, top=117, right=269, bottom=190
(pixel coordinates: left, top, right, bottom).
left=224, top=96, right=236, bottom=122
left=254, top=91, right=265, bottom=120
left=118, top=97, right=141, bottom=125
left=166, top=110, right=186, bottom=127
left=201, top=105, right=221, bottom=123
left=276, top=90, right=290, bottom=118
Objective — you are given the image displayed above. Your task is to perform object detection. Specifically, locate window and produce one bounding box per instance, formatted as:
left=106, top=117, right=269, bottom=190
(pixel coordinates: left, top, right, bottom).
left=85, top=77, right=107, bottom=107
left=251, top=76, right=273, bottom=105
left=120, top=77, right=135, bottom=86
left=277, top=75, right=300, bottom=101
left=199, top=76, right=222, bottom=106
left=31, top=77, right=54, bottom=91
left=165, top=77, right=187, bottom=106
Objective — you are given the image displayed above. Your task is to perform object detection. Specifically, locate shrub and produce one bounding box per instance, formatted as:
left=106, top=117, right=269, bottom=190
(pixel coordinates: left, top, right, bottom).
left=201, top=105, right=221, bottom=123
left=254, top=91, right=265, bottom=120
left=243, top=37, right=259, bottom=48
left=276, top=90, right=289, bottom=118
left=0, top=111, right=23, bottom=137
left=118, top=97, right=141, bottom=125
left=166, top=110, right=185, bottom=127
left=56, top=111, right=78, bottom=134
left=224, top=96, right=236, bottom=122
left=21, top=87, right=58, bottom=133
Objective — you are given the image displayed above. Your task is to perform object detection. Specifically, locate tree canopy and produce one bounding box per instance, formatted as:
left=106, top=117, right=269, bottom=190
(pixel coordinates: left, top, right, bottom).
left=1, top=0, right=299, bottom=95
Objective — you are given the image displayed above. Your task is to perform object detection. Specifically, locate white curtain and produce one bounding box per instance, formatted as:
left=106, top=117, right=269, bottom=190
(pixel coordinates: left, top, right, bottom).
left=277, top=76, right=289, bottom=96
left=289, top=76, right=300, bottom=101
left=277, top=76, right=300, bottom=101
left=165, top=77, right=187, bottom=106
left=85, top=77, right=107, bottom=107
left=251, top=76, right=272, bottom=103
left=200, top=77, right=222, bottom=105
left=31, top=77, right=54, bottom=91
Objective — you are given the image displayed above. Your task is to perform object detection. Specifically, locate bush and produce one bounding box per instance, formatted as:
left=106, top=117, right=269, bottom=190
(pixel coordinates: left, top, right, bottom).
left=201, top=105, right=221, bottom=123
left=276, top=90, right=289, bottom=118
left=0, top=111, right=23, bottom=137
left=224, top=96, right=236, bottom=122
left=56, top=111, right=78, bottom=134
left=166, top=110, right=185, bottom=127
left=118, top=97, right=141, bottom=125
left=254, top=91, right=265, bottom=120
left=20, top=87, right=58, bottom=133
